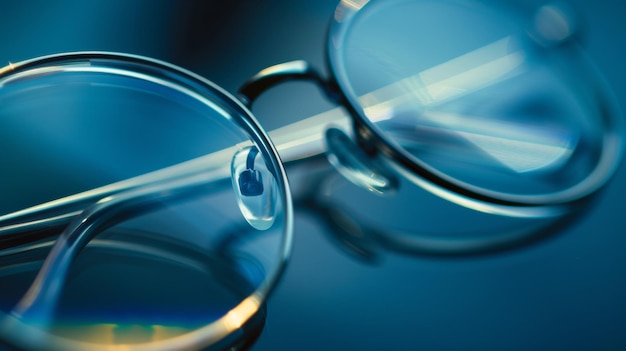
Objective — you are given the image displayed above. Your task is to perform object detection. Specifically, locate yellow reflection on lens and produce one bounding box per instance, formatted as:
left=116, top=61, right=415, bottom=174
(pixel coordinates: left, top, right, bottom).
left=223, top=295, right=260, bottom=331
left=52, top=323, right=190, bottom=344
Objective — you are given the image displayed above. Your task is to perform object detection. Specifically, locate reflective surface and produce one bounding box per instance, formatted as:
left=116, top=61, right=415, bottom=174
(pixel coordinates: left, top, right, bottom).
left=1, top=230, right=266, bottom=347
left=1, top=0, right=625, bottom=350
left=0, top=54, right=291, bottom=350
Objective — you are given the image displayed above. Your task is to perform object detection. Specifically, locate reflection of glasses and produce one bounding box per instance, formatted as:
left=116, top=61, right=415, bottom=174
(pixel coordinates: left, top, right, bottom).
left=1, top=227, right=268, bottom=350
left=0, top=0, right=623, bottom=349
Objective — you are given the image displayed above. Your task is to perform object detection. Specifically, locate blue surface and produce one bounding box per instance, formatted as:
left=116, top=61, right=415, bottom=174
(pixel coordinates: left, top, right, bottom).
left=1, top=1, right=625, bottom=350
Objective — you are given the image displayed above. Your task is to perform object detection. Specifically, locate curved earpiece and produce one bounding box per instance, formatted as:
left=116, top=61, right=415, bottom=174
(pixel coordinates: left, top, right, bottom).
left=238, top=147, right=264, bottom=197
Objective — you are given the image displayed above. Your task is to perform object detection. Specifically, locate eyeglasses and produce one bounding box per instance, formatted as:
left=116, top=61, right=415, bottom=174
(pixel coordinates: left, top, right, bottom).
left=0, top=0, right=622, bottom=349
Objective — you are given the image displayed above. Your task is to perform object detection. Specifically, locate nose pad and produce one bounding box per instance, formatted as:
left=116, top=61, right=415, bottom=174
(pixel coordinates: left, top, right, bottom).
left=231, top=146, right=278, bottom=230
left=325, top=128, right=397, bottom=195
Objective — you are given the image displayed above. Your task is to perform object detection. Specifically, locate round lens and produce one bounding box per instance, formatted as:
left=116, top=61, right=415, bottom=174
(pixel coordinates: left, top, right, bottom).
left=329, top=0, right=622, bottom=212
left=0, top=53, right=291, bottom=350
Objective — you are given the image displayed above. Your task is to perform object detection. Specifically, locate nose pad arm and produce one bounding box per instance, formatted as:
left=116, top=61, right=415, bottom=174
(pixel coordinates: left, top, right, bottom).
left=238, top=146, right=264, bottom=197
left=239, top=169, right=264, bottom=196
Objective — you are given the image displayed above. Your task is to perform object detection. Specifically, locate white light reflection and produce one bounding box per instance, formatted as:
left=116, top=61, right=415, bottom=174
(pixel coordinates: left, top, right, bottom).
left=362, top=36, right=525, bottom=117
left=359, top=36, right=576, bottom=173
left=335, top=0, right=370, bottom=23
left=420, top=110, right=574, bottom=173
left=340, top=0, right=370, bottom=11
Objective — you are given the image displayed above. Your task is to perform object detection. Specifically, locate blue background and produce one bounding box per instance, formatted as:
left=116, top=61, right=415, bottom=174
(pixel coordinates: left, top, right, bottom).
left=1, top=0, right=625, bottom=350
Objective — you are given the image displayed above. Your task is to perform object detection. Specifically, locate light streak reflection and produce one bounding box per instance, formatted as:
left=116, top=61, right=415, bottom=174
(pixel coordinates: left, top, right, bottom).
left=359, top=36, right=577, bottom=173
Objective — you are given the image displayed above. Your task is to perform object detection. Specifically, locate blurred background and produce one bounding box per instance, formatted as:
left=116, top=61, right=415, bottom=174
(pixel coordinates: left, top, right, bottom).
left=1, top=0, right=625, bottom=350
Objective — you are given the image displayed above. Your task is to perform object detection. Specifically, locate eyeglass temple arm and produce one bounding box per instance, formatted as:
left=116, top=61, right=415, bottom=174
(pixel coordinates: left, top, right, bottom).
left=10, top=171, right=231, bottom=326
left=0, top=149, right=234, bottom=248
